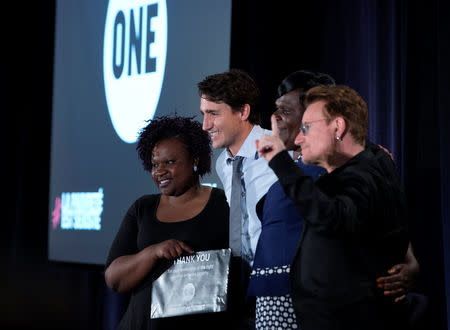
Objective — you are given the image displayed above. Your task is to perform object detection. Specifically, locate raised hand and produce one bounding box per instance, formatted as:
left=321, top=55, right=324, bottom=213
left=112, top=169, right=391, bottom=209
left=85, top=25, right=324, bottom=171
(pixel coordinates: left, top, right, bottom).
left=256, top=115, right=287, bottom=162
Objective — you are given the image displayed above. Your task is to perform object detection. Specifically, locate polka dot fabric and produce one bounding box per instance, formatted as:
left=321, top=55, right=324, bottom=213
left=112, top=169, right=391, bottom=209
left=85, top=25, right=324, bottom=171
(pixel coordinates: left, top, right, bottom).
left=255, top=294, right=299, bottom=329
left=251, top=265, right=290, bottom=277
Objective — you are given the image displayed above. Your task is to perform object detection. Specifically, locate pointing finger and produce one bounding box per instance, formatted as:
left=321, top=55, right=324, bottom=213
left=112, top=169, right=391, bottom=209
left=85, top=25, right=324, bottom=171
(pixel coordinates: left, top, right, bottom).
left=271, top=115, right=279, bottom=137
left=178, top=241, right=194, bottom=254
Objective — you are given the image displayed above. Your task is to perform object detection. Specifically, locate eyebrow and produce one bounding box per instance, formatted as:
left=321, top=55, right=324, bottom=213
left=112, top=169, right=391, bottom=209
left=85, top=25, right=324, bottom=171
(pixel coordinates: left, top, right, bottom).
left=202, top=109, right=218, bottom=114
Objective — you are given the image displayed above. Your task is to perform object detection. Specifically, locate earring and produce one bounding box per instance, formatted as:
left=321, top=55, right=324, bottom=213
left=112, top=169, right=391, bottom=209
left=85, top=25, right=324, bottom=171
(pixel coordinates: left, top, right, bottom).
left=194, top=165, right=198, bottom=172
left=336, top=136, right=342, bottom=141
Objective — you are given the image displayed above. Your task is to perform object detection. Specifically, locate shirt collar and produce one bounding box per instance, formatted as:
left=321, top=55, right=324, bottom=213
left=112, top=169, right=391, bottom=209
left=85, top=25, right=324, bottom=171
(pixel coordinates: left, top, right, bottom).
left=225, top=125, right=264, bottom=164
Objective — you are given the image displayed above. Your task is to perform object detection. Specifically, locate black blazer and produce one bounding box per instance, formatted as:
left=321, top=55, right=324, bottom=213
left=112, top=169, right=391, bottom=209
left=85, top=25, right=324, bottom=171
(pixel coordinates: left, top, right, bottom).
left=269, top=147, right=409, bottom=330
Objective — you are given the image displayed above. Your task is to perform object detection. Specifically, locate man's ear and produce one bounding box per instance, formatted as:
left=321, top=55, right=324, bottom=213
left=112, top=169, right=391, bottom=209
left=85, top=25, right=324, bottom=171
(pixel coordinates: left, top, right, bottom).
left=335, top=117, right=347, bottom=139
left=240, top=104, right=251, bottom=121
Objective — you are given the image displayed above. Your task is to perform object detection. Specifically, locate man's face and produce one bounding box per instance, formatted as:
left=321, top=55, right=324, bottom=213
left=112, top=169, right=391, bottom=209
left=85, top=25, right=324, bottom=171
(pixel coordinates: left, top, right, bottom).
left=274, top=89, right=304, bottom=151
left=295, top=100, right=335, bottom=167
left=200, top=96, right=244, bottom=151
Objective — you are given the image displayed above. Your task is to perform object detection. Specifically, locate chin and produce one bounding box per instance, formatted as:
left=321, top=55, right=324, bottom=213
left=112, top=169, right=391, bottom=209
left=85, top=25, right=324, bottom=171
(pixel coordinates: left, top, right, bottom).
left=212, top=140, right=224, bottom=150
left=301, top=155, right=313, bottom=165
left=160, top=187, right=175, bottom=196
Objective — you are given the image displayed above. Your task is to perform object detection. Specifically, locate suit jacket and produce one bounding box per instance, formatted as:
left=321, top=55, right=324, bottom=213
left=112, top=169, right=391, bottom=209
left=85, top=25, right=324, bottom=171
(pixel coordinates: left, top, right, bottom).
left=268, top=147, right=409, bottom=330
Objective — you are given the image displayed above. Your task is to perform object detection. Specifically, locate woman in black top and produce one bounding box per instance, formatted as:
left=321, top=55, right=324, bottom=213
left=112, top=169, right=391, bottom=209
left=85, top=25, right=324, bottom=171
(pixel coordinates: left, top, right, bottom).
left=105, top=116, right=230, bottom=330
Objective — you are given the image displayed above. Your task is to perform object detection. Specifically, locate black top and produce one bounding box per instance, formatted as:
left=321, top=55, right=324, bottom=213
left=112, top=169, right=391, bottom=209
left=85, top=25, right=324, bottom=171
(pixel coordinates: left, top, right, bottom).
left=105, top=188, right=230, bottom=330
left=269, top=147, right=409, bottom=330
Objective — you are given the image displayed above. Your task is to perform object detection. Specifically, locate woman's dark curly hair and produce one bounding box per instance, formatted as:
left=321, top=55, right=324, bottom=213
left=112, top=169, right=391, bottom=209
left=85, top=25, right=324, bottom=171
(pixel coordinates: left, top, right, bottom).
left=136, top=115, right=212, bottom=177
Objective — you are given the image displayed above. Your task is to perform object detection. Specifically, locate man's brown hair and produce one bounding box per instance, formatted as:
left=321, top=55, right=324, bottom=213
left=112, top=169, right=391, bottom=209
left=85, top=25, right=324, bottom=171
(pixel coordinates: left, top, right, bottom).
left=197, top=69, right=261, bottom=125
left=305, top=85, right=368, bottom=145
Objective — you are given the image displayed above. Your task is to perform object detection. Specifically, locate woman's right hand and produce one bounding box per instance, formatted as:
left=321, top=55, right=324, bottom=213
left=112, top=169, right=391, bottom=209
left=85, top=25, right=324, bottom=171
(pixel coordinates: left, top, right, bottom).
left=105, top=239, right=193, bottom=293
left=152, top=239, right=194, bottom=260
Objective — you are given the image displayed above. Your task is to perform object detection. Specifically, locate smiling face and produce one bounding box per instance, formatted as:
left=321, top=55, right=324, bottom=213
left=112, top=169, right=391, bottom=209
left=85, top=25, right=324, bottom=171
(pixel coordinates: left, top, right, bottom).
left=295, top=100, right=336, bottom=168
left=274, top=89, right=304, bottom=152
left=200, top=96, right=248, bottom=155
left=151, top=137, right=197, bottom=196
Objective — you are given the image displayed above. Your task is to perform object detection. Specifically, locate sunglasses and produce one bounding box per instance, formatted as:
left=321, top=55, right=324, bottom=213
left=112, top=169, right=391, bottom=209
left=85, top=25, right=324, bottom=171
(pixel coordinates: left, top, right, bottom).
left=300, top=118, right=327, bottom=135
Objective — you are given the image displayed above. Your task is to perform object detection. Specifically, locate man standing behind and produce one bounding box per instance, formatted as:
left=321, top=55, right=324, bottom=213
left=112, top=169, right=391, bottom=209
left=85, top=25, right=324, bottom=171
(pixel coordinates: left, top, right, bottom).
left=198, top=69, right=277, bottom=328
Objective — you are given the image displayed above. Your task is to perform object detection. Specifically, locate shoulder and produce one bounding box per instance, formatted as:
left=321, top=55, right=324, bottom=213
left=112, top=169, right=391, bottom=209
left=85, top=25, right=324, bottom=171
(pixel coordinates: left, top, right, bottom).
left=134, top=194, right=160, bottom=204
left=353, top=148, right=396, bottom=180
left=335, top=151, right=374, bottom=182
left=203, top=188, right=229, bottom=224
left=128, top=194, right=160, bottom=212
left=333, top=149, right=397, bottom=194
left=210, top=187, right=228, bottom=205
left=252, top=125, right=271, bottom=137
left=208, top=188, right=229, bottom=214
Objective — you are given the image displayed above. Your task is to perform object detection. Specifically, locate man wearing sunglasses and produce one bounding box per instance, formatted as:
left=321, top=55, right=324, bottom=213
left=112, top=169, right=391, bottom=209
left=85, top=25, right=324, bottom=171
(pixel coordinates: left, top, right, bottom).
left=256, top=84, right=411, bottom=330
left=247, top=70, right=420, bottom=329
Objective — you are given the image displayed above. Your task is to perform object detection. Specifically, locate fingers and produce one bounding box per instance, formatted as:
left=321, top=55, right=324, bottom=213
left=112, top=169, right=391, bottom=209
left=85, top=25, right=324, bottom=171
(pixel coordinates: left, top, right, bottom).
left=163, top=243, right=182, bottom=259
left=377, top=274, right=403, bottom=284
left=378, top=144, right=394, bottom=160
left=382, top=288, right=407, bottom=303
left=394, top=295, right=407, bottom=303
left=256, top=136, right=274, bottom=157
left=383, top=288, right=405, bottom=296
left=178, top=241, right=194, bottom=254
left=271, top=115, right=279, bottom=137
left=378, top=280, right=403, bottom=290
left=158, top=239, right=193, bottom=260
left=388, top=264, right=405, bottom=275
left=377, top=263, right=405, bottom=283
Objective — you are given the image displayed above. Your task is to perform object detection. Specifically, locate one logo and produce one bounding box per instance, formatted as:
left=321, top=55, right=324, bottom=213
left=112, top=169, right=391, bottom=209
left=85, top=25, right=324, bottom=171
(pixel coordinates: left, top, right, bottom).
left=103, top=0, right=168, bottom=143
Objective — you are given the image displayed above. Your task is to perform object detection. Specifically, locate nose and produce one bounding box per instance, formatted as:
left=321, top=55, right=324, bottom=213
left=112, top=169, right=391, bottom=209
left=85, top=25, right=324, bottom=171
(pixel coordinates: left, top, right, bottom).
left=202, top=114, right=212, bottom=131
left=152, top=164, right=167, bottom=176
left=294, top=129, right=304, bottom=146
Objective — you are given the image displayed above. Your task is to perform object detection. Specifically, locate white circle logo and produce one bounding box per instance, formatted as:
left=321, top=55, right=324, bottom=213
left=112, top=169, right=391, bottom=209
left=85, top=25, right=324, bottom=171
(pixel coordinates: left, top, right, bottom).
left=182, top=283, right=196, bottom=302
left=103, top=0, right=167, bottom=143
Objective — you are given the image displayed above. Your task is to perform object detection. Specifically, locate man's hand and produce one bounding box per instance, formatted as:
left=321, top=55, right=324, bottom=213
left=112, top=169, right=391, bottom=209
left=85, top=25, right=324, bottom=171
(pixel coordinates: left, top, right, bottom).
left=378, top=144, right=394, bottom=160
left=376, top=243, right=420, bottom=303
left=256, top=115, right=287, bottom=162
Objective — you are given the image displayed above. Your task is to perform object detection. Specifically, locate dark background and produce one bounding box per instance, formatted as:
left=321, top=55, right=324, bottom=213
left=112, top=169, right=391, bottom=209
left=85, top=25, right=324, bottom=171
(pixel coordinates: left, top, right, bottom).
left=2, top=1, right=449, bottom=329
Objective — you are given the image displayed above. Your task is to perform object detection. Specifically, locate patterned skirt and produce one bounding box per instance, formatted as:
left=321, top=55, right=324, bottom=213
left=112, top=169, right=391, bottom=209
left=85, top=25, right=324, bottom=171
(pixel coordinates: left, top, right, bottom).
left=255, top=293, right=299, bottom=329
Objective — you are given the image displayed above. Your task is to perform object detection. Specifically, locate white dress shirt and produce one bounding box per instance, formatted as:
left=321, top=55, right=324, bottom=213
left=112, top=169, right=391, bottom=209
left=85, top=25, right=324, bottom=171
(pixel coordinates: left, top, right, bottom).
left=216, top=125, right=277, bottom=266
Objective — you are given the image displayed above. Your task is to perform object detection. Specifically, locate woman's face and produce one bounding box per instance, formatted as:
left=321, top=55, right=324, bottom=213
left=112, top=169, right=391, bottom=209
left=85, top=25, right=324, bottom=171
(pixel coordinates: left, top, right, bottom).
left=151, top=137, right=196, bottom=196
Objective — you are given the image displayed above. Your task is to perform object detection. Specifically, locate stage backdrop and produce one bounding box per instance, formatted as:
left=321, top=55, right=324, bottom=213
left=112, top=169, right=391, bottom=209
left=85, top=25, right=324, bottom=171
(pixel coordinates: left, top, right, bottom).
left=48, top=0, right=231, bottom=265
